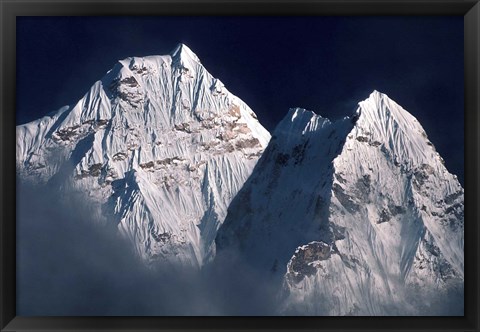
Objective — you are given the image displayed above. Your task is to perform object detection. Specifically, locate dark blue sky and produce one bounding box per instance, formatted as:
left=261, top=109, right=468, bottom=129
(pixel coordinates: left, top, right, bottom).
left=16, top=16, right=464, bottom=184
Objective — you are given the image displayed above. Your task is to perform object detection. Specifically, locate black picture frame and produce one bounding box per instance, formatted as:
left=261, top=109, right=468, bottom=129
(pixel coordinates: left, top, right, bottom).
left=1, top=0, right=479, bottom=331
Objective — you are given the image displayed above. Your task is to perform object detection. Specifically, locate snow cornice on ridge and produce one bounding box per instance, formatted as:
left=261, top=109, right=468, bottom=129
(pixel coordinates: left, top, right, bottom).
left=271, top=107, right=333, bottom=143
left=271, top=89, right=434, bottom=166
left=275, top=90, right=390, bottom=138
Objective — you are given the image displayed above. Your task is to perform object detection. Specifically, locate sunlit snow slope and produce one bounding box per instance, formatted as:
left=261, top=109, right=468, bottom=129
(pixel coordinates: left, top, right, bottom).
left=216, top=91, right=464, bottom=315
left=16, top=44, right=270, bottom=268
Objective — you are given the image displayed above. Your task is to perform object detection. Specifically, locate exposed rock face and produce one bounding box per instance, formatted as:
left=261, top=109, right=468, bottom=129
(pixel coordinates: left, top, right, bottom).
left=16, top=44, right=270, bottom=268
left=286, top=241, right=332, bottom=283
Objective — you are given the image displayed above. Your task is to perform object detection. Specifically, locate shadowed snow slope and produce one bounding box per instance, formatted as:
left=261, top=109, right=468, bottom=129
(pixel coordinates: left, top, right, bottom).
left=216, top=91, right=463, bottom=315
left=16, top=43, right=271, bottom=268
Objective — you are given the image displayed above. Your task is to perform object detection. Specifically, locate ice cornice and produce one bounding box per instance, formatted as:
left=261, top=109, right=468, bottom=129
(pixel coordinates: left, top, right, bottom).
left=273, top=107, right=332, bottom=140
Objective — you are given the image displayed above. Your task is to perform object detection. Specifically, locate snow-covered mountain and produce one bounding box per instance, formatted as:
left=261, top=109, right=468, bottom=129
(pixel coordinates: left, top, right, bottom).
left=17, top=42, right=463, bottom=315
left=216, top=91, right=464, bottom=315
left=16, top=43, right=270, bottom=268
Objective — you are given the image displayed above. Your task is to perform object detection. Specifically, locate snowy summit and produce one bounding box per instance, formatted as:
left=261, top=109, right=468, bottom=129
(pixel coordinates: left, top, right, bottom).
left=17, top=43, right=270, bottom=268
left=217, top=90, right=464, bottom=315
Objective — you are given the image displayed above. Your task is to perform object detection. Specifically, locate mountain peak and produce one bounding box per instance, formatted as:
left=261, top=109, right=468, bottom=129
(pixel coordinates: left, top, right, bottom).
left=170, top=43, right=200, bottom=64
left=353, top=90, right=421, bottom=130
left=357, top=90, right=410, bottom=118
left=217, top=91, right=464, bottom=316
left=350, top=90, right=443, bottom=169
left=369, top=89, right=383, bottom=98
left=16, top=43, right=271, bottom=269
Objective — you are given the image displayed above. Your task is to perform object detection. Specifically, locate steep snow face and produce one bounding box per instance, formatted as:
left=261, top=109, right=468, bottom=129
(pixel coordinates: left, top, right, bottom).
left=217, top=108, right=354, bottom=271
left=217, top=91, right=463, bottom=315
left=16, top=43, right=270, bottom=268
left=283, top=91, right=463, bottom=315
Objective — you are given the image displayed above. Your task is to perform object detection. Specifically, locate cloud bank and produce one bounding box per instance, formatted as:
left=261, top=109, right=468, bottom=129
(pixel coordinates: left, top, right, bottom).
left=16, top=181, right=281, bottom=316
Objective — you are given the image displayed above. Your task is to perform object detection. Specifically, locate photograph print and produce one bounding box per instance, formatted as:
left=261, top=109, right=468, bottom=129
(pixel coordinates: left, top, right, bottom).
left=16, top=16, right=464, bottom=316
